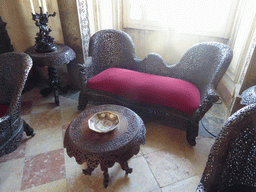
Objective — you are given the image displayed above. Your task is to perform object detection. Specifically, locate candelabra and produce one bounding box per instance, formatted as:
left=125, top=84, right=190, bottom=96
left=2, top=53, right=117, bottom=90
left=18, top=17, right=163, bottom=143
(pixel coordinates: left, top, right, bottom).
left=32, top=7, right=57, bottom=52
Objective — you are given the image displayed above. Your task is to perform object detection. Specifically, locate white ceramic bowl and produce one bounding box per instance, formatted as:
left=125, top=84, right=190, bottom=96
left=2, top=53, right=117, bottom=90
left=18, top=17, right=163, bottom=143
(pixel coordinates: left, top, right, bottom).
left=88, top=111, right=119, bottom=133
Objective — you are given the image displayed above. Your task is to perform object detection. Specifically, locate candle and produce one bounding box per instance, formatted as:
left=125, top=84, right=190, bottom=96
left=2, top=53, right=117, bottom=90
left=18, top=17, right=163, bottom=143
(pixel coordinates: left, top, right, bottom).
left=42, top=0, right=48, bottom=13
left=38, top=0, right=42, bottom=7
left=30, top=0, right=35, bottom=14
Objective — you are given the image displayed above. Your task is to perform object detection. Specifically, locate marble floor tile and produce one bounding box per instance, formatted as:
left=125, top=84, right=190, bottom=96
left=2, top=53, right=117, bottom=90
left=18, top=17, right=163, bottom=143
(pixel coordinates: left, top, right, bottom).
left=144, top=150, right=197, bottom=187
left=161, top=175, right=201, bottom=192
left=200, top=116, right=225, bottom=138
left=64, top=149, right=87, bottom=179
left=58, top=96, right=79, bottom=109
left=22, top=115, right=31, bottom=124
left=198, top=98, right=227, bottom=139
left=141, top=123, right=186, bottom=155
left=25, top=126, right=63, bottom=157
left=110, top=156, right=160, bottom=192
left=31, top=102, right=59, bottom=114
left=30, top=91, right=78, bottom=109
left=151, top=189, right=163, bottom=192
left=207, top=137, right=215, bottom=146
left=60, top=89, right=80, bottom=100
left=30, top=107, right=61, bottom=131
left=21, top=178, right=67, bottom=192
left=182, top=136, right=214, bottom=175
left=66, top=156, right=160, bottom=192
left=204, top=101, right=227, bottom=119
left=21, top=149, right=65, bottom=191
left=0, top=158, right=24, bottom=192
left=60, top=106, right=82, bottom=125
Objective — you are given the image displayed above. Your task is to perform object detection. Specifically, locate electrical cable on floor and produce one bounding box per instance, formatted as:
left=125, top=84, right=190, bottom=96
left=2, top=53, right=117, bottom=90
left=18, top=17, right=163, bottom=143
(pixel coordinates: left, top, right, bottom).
left=200, top=120, right=217, bottom=138
left=200, top=97, right=223, bottom=138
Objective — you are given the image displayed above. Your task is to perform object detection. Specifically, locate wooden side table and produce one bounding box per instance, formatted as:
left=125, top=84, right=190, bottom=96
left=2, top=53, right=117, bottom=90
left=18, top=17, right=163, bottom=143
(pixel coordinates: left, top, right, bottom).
left=64, top=104, right=146, bottom=188
left=25, top=44, right=76, bottom=105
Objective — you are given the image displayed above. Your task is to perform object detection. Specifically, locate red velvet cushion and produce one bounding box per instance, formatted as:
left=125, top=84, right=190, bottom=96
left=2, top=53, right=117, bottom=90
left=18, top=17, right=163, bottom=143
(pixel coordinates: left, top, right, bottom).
left=0, top=105, right=8, bottom=118
left=88, top=68, right=201, bottom=114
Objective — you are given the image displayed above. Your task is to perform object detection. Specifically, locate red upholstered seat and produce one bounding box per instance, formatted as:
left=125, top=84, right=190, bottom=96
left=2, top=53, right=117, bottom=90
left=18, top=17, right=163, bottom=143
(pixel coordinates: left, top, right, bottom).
left=88, top=68, right=201, bottom=114
left=0, top=105, right=8, bottom=118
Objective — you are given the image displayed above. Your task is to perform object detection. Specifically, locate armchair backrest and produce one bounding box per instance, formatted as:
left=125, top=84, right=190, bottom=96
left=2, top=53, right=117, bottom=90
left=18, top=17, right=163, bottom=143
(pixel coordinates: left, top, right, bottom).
left=0, top=52, right=32, bottom=104
left=197, top=103, right=256, bottom=192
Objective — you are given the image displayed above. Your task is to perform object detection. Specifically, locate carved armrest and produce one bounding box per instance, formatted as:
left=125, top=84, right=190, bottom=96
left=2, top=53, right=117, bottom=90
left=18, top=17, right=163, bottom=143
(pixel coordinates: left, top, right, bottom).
left=77, top=58, right=95, bottom=88
left=195, top=89, right=219, bottom=119
left=206, top=89, right=220, bottom=103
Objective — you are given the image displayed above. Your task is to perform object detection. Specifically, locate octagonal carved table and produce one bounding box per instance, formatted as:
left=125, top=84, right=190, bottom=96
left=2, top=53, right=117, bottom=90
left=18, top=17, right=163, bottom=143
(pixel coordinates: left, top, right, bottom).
left=25, top=44, right=76, bottom=105
left=64, top=104, right=146, bottom=188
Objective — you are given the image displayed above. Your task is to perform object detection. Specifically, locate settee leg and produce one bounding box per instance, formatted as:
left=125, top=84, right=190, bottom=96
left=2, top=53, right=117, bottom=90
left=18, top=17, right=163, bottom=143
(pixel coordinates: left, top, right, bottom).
left=78, top=93, right=88, bottom=110
left=186, top=133, right=196, bottom=146
left=186, top=123, right=198, bottom=146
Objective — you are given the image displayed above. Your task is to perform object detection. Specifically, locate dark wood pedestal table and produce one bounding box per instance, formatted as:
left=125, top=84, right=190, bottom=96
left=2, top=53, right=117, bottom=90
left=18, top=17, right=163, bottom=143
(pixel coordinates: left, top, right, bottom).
left=64, top=104, right=146, bottom=188
left=25, top=44, right=76, bottom=105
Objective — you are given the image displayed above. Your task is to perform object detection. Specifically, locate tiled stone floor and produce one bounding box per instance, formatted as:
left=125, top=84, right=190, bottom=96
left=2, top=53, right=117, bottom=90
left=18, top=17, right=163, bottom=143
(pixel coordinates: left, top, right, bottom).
left=0, top=87, right=227, bottom=192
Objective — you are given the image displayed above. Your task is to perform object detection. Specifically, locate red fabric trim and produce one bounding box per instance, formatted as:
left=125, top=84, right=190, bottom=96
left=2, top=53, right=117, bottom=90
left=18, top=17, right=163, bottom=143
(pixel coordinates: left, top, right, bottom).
left=88, top=68, right=201, bottom=114
left=0, top=105, right=8, bottom=118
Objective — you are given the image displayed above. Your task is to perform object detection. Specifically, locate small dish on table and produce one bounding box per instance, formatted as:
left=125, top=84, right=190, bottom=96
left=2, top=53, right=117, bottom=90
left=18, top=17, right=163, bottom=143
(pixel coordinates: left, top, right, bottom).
left=88, top=111, right=119, bottom=133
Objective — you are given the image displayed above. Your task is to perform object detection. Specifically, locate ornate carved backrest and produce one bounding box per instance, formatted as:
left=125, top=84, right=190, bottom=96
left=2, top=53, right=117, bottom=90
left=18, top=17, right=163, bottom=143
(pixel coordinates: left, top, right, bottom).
left=197, top=103, right=256, bottom=192
left=0, top=52, right=32, bottom=105
left=174, top=43, right=233, bottom=99
left=88, top=29, right=140, bottom=73
left=145, top=43, right=233, bottom=101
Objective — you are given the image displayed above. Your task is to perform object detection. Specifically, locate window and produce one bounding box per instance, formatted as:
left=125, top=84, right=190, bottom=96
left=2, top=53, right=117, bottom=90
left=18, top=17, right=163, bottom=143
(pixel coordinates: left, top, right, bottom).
left=123, top=0, right=239, bottom=38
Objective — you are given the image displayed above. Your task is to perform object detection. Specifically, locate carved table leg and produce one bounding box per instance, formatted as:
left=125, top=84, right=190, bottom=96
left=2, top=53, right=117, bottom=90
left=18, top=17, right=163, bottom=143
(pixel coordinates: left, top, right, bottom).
left=82, top=165, right=95, bottom=176
left=100, top=164, right=110, bottom=188
left=48, top=66, right=61, bottom=106
left=53, top=88, right=59, bottom=106
left=120, top=161, right=133, bottom=174
left=39, top=66, right=70, bottom=106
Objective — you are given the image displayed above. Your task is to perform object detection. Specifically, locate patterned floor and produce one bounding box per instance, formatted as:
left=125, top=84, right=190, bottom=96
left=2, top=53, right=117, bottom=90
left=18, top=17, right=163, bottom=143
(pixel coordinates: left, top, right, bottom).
left=0, top=87, right=227, bottom=192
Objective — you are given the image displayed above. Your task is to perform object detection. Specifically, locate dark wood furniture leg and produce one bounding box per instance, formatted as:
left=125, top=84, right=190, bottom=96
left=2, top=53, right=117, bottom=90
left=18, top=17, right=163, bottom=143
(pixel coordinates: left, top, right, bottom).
left=82, top=165, right=95, bottom=176
left=23, top=120, right=35, bottom=137
left=120, top=161, right=133, bottom=174
left=100, top=164, right=110, bottom=188
left=40, top=66, right=70, bottom=106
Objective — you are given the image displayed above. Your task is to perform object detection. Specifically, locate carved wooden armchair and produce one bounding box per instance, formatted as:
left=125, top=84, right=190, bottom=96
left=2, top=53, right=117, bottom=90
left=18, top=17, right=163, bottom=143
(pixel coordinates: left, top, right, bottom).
left=196, top=103, right=256, bottom=192
left=78, top=29, right=233, bottom=146
left=0, top=52, right=35, bottom=157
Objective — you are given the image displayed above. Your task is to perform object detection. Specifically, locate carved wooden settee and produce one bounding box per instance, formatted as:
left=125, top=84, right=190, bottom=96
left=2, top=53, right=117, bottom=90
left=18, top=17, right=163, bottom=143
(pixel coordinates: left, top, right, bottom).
left=78, top=29, right=233, bottom=146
